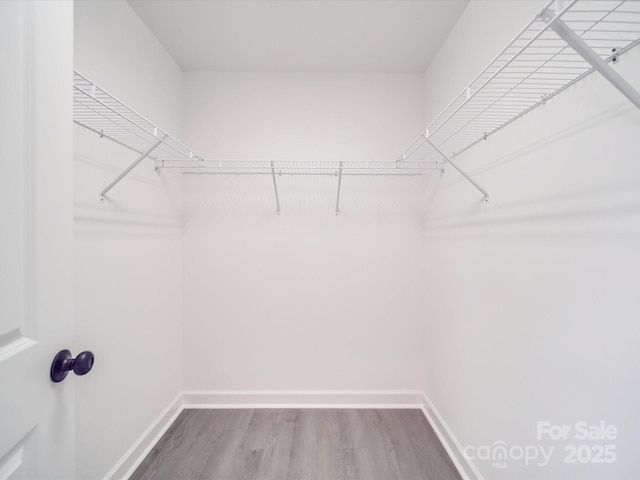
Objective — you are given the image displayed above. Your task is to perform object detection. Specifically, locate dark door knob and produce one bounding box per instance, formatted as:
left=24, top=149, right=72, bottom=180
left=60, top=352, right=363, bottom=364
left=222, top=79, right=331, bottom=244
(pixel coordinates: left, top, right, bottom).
left=50, top=349, right=95, bottom=383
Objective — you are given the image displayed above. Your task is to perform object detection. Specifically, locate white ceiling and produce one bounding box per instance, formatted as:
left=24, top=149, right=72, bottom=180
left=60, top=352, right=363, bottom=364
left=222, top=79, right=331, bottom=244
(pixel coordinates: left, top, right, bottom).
left=128, top=0, right=469, bottom=73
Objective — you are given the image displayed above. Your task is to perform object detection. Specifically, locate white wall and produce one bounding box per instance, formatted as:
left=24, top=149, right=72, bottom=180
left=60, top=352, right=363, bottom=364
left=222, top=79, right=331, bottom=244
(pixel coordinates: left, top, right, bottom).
left=182, top=73, right=428, bottom=391
left=73, top=1, right=184, bottom=478
left=421, top=1, right=640, bottom=479
left=72, top=2, right=640, bottom=478
left=183, top=72, right=424, bottom=161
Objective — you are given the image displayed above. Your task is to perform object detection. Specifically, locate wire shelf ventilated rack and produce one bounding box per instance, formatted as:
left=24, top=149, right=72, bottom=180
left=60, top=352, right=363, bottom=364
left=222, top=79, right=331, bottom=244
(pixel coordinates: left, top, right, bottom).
left=162, top=160, right=438, bottom=176
left=73, top=71, right=206, bottom=201
left=73, top=0, right=640, bottom=212
left=396, top=0, right=640, bottom=200
left=73, top=70, right=439, bottom=209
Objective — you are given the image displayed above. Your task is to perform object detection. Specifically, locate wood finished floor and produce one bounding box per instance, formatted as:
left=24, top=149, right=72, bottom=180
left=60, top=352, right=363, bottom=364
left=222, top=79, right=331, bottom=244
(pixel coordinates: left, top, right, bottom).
left=130, top=409, right=462, bottom=480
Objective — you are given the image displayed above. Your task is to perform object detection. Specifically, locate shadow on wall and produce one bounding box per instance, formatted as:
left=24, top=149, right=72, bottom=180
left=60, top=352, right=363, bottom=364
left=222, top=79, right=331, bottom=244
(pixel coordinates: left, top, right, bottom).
left=424, top=179, right=640, bottom=236
left=469, top=104, right=638, bottom=179
left=421, top=100, right=640, bottom=237
left=181, top=173, right=438, bottom=237
left=74, top=127, right=184, bottom=237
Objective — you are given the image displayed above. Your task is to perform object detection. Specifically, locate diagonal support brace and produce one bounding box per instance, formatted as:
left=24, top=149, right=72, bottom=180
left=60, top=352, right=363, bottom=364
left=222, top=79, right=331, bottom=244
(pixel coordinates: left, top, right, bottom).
left=427, top=138, right=489, bottom=201
left=99, top=135, right=166, bottom=202
left=270, top=161, right=281, bottom=215
left=543, top=12, right=640, bottom=109
left=335, top=161, right=344, bottom=215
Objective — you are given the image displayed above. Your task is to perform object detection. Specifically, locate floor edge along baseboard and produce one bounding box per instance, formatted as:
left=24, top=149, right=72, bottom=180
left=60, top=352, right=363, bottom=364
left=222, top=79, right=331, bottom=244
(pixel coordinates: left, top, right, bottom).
left=106, top=390, right=481, bottom=480
left=420, top=392, right=484, bottom=480
left=103, top=393, right=184, bottom=480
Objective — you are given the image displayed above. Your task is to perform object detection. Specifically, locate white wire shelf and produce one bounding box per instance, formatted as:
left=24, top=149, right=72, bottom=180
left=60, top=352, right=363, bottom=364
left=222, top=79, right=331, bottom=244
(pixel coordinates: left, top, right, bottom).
left=74, top=71, right=205, bottom=166
left=397, top=0, right=640, bottom=197
left=159, top=160, right=441, bottom=176
left=73, top=0, right=640, bottom=211
left=73, top=69, right=437, bottom=190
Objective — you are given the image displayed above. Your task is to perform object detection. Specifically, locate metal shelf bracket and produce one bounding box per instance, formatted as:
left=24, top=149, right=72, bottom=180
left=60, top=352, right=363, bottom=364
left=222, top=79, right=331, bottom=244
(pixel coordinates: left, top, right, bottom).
left=426, top=139, right=489, bottom=201
left=335, top=161, right=344, bottom=215
left=270, top=161, right=281, bottom=215
left=541, top=8, right=640, bottom=110
left=99, top=135, right=166, bottom=202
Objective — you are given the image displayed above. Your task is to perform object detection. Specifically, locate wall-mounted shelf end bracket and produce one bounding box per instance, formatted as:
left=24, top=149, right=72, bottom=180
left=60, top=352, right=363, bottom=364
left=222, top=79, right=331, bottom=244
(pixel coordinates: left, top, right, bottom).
left=426, top=138, right=489, bottom=202
left=99, top=135, right=166, bottom=203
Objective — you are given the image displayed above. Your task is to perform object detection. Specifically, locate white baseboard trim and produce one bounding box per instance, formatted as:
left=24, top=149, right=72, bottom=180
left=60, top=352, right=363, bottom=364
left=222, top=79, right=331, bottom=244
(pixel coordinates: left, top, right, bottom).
left=103, top=392, right=184, bottom=480
left=104, top=390, right=481, bottom=480
left=420, top=392, right=485, bottom=480
left=182, top=389, right=425, bottom=409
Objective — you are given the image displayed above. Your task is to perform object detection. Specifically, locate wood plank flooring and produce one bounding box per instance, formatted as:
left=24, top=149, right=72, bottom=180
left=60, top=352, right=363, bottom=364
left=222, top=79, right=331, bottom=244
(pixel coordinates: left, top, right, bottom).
left=130, top=409, right=462, bottom=480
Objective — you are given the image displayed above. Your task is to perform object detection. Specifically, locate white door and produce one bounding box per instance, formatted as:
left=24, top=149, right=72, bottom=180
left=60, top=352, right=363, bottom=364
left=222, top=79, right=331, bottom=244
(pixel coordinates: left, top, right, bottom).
left=0, top=1, right=75, bottom=479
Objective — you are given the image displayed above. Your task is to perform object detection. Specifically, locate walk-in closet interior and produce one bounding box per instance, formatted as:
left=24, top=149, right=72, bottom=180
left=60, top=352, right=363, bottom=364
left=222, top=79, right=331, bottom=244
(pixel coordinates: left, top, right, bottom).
left=1, top=0, right=639, bottom=479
